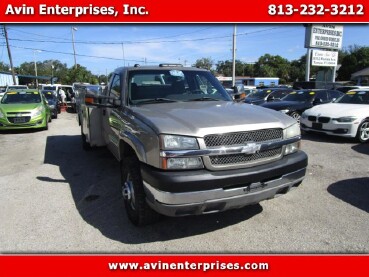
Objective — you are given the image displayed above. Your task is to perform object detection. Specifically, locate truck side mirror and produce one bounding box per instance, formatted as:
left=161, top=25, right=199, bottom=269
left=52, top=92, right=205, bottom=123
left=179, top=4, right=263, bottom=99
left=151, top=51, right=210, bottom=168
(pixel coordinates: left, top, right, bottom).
left=232, top=86, right=239, bottom=94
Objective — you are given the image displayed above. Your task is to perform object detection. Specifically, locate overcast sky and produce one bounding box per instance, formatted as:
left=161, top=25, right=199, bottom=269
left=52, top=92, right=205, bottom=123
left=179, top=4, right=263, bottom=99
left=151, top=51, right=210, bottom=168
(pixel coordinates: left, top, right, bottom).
left=2, top=24, right=369, bottom=75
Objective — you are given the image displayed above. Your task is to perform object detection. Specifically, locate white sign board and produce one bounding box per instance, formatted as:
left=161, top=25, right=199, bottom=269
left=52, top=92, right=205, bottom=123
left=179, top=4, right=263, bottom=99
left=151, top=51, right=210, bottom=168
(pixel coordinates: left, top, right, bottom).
left=312, top=50, right=338, bottom=67
left=305, top=24, right=343, bottom=50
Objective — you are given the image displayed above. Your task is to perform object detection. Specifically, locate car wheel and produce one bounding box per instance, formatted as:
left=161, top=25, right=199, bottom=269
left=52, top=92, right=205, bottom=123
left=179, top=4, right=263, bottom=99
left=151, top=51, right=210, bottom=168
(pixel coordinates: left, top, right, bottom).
left=357, top=120, right=369, bottom=143
left=290, top=111, right=301, bottom=124
left=81, top=126, right=91, bottom=150
left=121, top=156, right=160, bottom=226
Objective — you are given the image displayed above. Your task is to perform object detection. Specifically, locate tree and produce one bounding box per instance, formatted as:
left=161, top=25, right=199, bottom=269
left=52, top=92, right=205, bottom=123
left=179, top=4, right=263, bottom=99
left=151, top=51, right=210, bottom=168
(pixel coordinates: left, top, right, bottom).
left=337, top=45, right=369, bottom=80
left=216, top=60, right=245, bottom=76
left=0, top=62, right=10, bottom=72
left=193, top=57, right=214, bottom=71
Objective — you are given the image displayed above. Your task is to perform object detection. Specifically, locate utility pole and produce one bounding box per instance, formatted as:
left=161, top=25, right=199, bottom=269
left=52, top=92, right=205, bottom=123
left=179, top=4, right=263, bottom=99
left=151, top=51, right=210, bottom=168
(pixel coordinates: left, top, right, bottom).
left=3, top=25, right=17, bottom=85
left=121, top=43, right=126, bottom=66
left=71, top=27, right=77, bottom=69
left=232, top=24, right=237, bottom=87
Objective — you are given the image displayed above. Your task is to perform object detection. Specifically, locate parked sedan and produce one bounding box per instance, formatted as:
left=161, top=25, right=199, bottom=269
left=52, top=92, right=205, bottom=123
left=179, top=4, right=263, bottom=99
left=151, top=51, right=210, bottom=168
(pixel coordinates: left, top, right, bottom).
left=260, top=89, right=344, bottom=123
left=0, top=89, right=51, bottom=131
left=301, top=89, right=369, bottom=143
left=42, top=90, right=60, bottom=118
left=245, top=88, right=294, bottom=105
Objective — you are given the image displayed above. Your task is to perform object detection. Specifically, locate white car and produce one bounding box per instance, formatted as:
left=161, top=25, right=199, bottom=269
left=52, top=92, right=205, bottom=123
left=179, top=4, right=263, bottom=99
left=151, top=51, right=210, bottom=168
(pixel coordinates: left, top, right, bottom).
left=300, top=89, right=369, bottom=143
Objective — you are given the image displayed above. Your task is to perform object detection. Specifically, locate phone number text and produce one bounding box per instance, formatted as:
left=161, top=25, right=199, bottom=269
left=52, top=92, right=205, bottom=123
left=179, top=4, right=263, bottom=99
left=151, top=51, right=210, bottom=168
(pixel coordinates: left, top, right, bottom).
left=268, top=4, right=364, bottom=16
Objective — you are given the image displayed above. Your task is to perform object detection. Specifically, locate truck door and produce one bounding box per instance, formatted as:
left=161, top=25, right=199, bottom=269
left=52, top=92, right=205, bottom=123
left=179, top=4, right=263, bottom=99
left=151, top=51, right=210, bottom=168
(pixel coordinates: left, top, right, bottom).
left=102, top=74, right=122, bottom=160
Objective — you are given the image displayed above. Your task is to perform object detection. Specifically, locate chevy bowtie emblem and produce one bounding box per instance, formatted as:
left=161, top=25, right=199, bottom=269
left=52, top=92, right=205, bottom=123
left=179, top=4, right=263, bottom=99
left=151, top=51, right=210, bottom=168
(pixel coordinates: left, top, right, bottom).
left=241, top=142, right=261, bottom=154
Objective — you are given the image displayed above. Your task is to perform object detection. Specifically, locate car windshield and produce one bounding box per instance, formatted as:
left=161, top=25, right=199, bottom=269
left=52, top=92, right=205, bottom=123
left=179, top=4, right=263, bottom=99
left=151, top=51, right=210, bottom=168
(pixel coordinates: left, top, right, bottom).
left=334, top=90, right=369, bottom=104
left=1, top=91, right=41, bottom=104
left=281, top=90, right=315, bottom=102
left=43, top=86, right=57, bottom=91
left=248, top=89, right=274, bottom=99
left=128, top=69, right=231, bottom=105
left=42, top=91, right=56, bottom=100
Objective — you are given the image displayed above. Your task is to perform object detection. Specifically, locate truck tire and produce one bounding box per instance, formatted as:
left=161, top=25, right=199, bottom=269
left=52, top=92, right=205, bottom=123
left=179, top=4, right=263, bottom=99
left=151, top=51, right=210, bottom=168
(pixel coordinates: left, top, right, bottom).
left=121, top=156, right=160, bottom=226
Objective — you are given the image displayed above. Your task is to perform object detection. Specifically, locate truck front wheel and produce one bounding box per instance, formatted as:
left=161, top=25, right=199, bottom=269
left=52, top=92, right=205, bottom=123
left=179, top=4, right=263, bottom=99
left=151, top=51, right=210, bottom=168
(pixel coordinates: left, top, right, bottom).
left=121, top=156, right=160, bottom=226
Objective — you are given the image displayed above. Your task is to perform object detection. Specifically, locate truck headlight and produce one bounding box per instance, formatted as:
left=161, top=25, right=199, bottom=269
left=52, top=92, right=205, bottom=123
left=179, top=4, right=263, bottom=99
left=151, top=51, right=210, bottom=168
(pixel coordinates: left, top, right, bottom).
left=161, top=135, right=199, bottom=150
left=284, top=123, right=301, bottom=155
left=334, top=116, right=357, bottom=123
left=285, top=123, right=300, bottom=139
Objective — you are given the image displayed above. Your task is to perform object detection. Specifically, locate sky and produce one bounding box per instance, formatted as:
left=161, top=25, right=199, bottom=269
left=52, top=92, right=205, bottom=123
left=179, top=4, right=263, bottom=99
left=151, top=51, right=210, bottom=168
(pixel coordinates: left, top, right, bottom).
left=1, top=24, right=369, bottom=76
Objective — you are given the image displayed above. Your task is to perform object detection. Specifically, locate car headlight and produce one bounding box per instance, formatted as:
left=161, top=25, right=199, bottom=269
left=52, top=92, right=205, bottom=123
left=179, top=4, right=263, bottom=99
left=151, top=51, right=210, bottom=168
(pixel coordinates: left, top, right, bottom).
left=285, top=123, right=301, bottom=139
left=49, top=105, right=55, bottom=109
left=334, top=116, right=357, bottom=123
left=31, top=106, right=44, bottom=117
left=161, top=135, right=199, bottom=150
left=301, top=112, right=307, bottom=119
left=0, top=110, right=4, bottom=118
left=280, top=109, right=290, bottom=114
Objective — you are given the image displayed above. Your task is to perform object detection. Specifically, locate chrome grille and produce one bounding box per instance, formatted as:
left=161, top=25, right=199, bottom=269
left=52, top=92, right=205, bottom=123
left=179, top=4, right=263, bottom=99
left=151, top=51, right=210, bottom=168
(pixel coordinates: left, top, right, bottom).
left=210, top=148, right=283, bottom=165
left=308, top=116, right=316, bottom=122
left=204, top=128, right=283, bottom=147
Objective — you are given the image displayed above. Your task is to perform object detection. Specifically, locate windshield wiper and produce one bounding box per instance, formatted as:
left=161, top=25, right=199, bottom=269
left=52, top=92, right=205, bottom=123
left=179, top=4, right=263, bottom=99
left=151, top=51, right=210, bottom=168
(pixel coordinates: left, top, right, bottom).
left=137, top=98, right=178, bottom=104
left=188, top=97, right=221, bottom=101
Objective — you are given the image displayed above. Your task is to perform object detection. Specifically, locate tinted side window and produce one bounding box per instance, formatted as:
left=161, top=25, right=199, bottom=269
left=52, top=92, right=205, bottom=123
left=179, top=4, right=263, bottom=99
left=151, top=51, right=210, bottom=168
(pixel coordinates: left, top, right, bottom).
left=109, top=74, right=121, bottom=99
left=328, top=90, right=343, bottom=100
left=316, top=91, right=328, bottom=101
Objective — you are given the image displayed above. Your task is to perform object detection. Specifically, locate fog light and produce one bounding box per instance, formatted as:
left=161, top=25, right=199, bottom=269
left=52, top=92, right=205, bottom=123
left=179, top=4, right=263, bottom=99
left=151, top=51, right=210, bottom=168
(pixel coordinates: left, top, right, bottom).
left=284, top=142, right=300, bottom=155
left=165, top=157, right=203, bottom=170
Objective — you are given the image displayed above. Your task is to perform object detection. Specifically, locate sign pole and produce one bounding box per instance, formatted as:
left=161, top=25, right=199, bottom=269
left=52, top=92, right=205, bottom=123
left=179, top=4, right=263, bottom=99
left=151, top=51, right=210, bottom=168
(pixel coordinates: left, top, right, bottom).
left=305, top=48, right=311, bottom=82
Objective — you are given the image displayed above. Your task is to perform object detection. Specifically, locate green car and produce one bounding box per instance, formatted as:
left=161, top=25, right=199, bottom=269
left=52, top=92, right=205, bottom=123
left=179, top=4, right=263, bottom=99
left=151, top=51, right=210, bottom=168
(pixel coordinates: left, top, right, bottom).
left=0, top=89, right=51, bottom=131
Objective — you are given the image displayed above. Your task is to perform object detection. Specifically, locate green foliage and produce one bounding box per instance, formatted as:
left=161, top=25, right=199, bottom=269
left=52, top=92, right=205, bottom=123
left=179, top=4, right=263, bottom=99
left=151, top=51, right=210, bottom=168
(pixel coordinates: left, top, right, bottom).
left=193, top=57, right=214, bottom=71
left=337, top=45, right=369, bottom=80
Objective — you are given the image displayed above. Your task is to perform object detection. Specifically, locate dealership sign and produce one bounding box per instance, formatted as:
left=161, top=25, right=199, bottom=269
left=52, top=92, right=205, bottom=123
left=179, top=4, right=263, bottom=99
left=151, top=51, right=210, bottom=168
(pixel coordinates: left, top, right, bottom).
left=311, top=50, right=338, bottom=67
left=305, top=24, right=343, bottom=50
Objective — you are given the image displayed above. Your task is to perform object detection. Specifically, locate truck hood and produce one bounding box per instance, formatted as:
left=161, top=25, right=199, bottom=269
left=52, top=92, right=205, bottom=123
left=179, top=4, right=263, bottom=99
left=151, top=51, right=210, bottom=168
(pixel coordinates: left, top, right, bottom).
left=131, top=101, right=296, bottom=137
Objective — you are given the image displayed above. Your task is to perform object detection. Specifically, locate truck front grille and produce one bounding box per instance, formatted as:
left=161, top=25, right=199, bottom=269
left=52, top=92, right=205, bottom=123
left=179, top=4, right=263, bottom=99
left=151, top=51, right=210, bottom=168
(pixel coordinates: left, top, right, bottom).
left=210, top=148, right=283, bottom=165
left=203, top=128, right=284, bottom=169
left=204, top=128, right=283, bottom=147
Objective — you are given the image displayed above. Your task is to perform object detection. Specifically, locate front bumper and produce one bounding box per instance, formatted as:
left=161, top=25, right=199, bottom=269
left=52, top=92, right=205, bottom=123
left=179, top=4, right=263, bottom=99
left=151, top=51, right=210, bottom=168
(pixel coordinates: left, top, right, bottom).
left=300, top=119, right=358, bottom=138
left=0, top=115, right=46, bottom=130
left=141, top=151, right=308, bottom=217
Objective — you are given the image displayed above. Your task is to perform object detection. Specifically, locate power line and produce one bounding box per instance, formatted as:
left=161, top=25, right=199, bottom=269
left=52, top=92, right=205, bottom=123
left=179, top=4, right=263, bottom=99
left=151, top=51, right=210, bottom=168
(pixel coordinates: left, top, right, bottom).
left=8, top=44, right=158, bottom=63
left=8, top=27, right=280, bottom=45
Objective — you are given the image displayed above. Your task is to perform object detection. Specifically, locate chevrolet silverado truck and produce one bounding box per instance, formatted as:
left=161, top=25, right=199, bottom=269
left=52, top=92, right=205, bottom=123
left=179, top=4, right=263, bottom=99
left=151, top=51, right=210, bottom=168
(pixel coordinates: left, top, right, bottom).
left=79, top=64, right=308, bottom=226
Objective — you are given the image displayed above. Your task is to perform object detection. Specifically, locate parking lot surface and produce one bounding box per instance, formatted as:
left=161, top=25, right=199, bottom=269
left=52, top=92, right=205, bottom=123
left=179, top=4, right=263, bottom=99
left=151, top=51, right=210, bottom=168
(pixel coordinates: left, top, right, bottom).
left=1, top=112, right=368, bottom=253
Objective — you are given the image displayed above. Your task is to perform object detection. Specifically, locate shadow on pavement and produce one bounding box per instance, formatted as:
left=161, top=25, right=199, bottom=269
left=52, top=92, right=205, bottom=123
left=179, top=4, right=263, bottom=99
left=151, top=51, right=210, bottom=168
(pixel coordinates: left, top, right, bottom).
left=302, top=131, right=356, bottom=144
left=351, top=144, right=369, bottom=155
left=40, top=135, right=263, bottom=244
left=327, top=177, right=369, bottom=213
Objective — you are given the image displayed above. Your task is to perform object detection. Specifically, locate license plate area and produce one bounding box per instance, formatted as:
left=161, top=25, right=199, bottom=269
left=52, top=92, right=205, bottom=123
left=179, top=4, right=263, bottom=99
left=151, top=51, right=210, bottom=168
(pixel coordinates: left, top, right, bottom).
left=312, top=122, right=322, bottom=130
left=13, top=117, right=26, bottom=123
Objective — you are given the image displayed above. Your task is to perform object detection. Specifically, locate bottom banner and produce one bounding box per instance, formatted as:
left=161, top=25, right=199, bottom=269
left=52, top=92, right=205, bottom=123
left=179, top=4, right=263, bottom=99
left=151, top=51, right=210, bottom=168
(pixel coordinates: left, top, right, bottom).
left=0, top=255, right=368, bottom=276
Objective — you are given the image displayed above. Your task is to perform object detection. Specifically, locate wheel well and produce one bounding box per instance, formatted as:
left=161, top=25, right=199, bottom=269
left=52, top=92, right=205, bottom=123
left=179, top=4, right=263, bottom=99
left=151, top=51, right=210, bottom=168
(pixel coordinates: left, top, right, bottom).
left=120, top=140, right=136, bottom=160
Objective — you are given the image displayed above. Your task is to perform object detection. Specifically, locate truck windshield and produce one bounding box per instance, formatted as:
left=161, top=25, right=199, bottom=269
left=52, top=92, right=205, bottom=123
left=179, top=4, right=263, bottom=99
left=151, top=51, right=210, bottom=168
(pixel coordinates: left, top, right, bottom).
left=128, top=69, right=232, bottom=105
